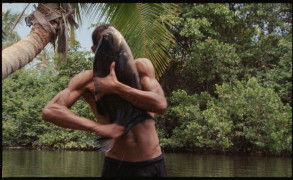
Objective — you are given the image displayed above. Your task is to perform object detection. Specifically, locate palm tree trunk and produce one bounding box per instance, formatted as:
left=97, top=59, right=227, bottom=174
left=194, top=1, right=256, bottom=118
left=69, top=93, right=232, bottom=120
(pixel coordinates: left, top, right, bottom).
left=2, top=23, right=57, bottom=79
left=2, top=23, right=58, bottom=79
left=1, top=3, right=74, bottom=80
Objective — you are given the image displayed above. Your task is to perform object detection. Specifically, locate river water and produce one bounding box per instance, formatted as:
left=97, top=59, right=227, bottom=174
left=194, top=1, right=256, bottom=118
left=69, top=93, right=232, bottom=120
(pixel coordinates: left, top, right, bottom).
left=2, top=148, right=292, bottom=177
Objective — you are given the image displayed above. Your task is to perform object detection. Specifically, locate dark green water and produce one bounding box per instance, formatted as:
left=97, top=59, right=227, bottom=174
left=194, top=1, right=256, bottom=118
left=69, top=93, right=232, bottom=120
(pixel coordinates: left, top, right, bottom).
left=2, top=148, right=292, bottom=177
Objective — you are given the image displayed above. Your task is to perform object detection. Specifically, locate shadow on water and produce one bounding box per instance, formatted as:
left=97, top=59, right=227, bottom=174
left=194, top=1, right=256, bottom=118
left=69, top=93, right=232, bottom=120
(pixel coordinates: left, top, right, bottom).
left=2, top=148, right=292, bottom=177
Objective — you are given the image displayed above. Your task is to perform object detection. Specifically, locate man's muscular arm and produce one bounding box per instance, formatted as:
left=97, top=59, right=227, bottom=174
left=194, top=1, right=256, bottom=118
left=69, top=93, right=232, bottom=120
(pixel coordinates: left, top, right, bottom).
left=42, top=70, right=124, bottom=138
left=94, top=58, right=167, bottom=115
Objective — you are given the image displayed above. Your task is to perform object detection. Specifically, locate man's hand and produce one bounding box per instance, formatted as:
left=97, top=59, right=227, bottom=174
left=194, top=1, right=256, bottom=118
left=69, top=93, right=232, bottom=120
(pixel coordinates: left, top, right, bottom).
left=93, top=58, right=167, bottom=115
left=92, top=123, right=125, bottom=139
left=93, top=62, right=118, bottom=96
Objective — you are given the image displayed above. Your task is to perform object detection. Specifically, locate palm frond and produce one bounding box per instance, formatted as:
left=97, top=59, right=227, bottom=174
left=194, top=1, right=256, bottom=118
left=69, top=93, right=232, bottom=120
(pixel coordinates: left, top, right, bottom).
left=11, top=3, right=30, bottom=31
left=2, top=8, right=23, bottom=43
left=82, top=3, right=117, bottom=24
left=70, top=3, right=85, bottom=27
left=69, top=24, right=75, bottom=48
left=82, top=3, right=178, bottom=79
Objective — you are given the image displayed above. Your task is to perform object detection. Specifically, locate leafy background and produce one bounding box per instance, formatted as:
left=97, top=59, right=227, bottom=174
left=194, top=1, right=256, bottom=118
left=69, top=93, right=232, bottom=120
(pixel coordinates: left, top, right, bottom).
left=2, top=3, right=292, bottom=156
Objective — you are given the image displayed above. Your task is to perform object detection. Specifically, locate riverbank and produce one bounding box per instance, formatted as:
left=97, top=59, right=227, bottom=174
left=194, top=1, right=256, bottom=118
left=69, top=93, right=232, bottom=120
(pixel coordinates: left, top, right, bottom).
left=3, top=145, right=291, bottom=157
left=162, top=146, right=292, bottom=157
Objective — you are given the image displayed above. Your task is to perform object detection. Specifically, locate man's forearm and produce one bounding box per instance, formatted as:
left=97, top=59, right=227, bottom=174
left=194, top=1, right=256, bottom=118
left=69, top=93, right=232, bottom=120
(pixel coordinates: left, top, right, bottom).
left=114, top=81, right=167, bottom=114
left=42, top=104, right=98, bottom=132
left=42, top=104, right=124, bottom=138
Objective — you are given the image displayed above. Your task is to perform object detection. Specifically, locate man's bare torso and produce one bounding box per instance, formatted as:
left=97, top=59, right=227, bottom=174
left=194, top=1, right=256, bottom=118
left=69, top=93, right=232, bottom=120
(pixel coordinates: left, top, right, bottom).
left=81, top=69, right=162, bottom=162
left=42, top=58, right=165, bottom=162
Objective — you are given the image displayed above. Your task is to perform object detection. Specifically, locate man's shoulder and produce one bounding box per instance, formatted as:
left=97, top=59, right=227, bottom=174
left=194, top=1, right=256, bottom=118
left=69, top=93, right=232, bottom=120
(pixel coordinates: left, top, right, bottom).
left=79, top=70, right=94, bottom=76
left=72, top=70, right=93, bottom=79
left=68, top=70, right=93, bottom=90
left=134, top=58, right=155, bottom=78
left=134, top=58, right=153, bottom=66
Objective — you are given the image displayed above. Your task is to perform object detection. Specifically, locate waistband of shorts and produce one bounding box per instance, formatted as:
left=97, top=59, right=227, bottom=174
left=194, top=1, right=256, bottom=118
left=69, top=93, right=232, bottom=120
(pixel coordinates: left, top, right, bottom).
left=104, top=154, right=164, bottom=166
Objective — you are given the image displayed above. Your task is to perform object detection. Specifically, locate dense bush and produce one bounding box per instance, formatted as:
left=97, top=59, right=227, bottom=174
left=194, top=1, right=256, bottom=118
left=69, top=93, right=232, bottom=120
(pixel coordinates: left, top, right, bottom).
left=157, top=3, right=291, bottom=156
left=2, top=48, right=99, bottom=150
left=160, top=3, right=292, bottom=106
left=157, top=77, right=292, bottom=155
left=2, top=68, right=56, bottom=146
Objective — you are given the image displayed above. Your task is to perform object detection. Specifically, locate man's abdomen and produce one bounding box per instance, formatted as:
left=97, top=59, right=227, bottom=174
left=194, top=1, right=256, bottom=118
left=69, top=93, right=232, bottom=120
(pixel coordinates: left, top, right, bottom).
left=106, top=119, right=162, bottom=162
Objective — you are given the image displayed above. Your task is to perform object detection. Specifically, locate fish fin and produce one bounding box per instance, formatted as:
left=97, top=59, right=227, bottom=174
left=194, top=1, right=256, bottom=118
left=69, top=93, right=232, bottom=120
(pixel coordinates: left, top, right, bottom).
left=95, top=137, right=115, bottom=153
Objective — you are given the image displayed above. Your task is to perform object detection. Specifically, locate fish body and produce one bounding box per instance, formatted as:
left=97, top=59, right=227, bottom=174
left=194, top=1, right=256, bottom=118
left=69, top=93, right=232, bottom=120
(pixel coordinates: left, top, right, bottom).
left=93, top=26, right=152, bottom=152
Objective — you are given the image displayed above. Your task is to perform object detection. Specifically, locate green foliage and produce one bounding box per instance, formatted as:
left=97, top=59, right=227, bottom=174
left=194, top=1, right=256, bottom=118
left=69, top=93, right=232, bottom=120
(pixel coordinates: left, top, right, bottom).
left=161, top=3, right=292, bottom=107
left=157, top=90, right=232, bottom=151
left=33, top=125, right=97, bottom=150
left=2, top=68, right=57, bottom=146
left=161, top=3, right=247, bottom=95
left=85, top=3, right=178, bottom=78
left=214, top=78, right=291, bottom=154
left=2, top=8, right=22, bottom=48
left=183, top=38, right=240, bottom=92
left=157, top=78, right=292, bottom=155
left=234, top=3, right=292, bottom=37
left=57, top=43, right=93, bottom=78
left=2, top=46, right=97, bottom=149
left=159, top=4, right=292, bottom=156
left=250, top=35, right=292, bottom=105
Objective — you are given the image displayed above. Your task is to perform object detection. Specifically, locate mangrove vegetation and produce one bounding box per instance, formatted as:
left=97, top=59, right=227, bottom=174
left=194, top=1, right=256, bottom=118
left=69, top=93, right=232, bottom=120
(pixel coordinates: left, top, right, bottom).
left=2, top=3, right=292, bottom=156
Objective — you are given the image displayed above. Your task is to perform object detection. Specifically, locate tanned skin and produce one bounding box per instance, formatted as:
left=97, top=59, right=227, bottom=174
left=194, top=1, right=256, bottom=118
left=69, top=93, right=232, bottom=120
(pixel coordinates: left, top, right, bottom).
left=42, top=45, right=167, bottom=161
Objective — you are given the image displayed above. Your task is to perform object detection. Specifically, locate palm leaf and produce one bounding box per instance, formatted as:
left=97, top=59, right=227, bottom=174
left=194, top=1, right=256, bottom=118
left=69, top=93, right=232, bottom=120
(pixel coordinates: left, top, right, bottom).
left=71, top=3, right=88, bottom=27
left=82, top=3, right=178, bottom=79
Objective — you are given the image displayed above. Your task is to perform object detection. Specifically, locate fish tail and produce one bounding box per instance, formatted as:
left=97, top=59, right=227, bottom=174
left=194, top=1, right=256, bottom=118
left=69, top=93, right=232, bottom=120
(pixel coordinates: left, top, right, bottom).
left=95, top=137, right=115, bottom=153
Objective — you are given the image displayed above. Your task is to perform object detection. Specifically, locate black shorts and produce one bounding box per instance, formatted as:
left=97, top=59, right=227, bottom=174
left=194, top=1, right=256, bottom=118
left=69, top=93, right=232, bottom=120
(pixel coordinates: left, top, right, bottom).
left=101, top=154, right=167, bottom=177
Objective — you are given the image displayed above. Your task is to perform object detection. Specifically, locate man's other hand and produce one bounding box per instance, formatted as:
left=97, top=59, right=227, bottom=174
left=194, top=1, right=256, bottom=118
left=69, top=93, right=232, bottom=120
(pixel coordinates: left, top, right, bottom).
left=93, top=62, right=118, bottom=95
left=92, top=123, right=125, bottom=139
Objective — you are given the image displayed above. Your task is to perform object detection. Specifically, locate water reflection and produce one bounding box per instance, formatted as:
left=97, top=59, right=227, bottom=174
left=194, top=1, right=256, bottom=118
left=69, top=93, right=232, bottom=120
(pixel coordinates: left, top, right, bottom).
left=2, top=149, right=292, bottom=177
left=3, top=149, right=104, bottom=177
left=164, top=153, right=292, bottom=177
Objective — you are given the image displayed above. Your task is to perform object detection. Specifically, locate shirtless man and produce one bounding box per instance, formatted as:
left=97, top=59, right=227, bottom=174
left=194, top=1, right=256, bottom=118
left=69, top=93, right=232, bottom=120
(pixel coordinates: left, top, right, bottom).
left=42, top=24, right=168, bottom=177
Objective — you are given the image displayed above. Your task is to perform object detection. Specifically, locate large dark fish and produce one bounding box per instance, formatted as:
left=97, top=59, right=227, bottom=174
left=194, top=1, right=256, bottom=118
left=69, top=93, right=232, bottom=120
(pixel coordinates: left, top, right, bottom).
left=93, top=26, right=152, bottom=153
